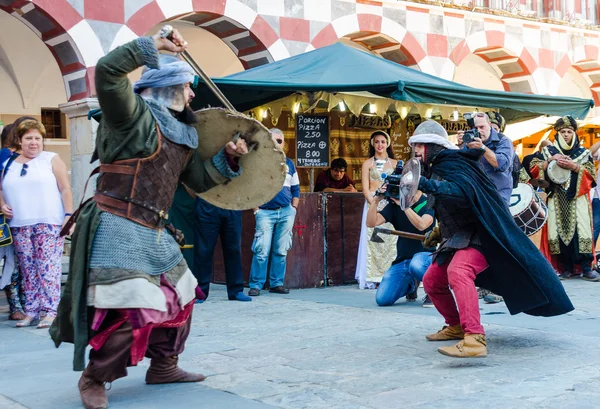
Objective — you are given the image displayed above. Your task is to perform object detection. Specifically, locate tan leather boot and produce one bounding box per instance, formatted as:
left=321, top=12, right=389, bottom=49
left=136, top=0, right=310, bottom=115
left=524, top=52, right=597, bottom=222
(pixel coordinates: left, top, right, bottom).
left=78, top=369, right=108, bottom=409
left=437, top=333, right=487, bottom=358
left=425, top=325, right=464, bottom=341
left=145, top=355, right=206, bottom=384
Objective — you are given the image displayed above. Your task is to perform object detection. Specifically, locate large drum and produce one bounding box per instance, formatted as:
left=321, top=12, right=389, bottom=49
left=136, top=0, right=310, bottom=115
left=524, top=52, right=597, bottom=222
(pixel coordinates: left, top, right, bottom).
left=509, top=183, right=548, bottom=237
left=547, top=160, right=571, bottom=185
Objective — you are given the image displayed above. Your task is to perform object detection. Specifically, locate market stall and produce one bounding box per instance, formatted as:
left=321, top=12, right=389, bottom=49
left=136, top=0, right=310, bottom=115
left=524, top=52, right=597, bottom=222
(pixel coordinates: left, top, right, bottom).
left=190, top=42, right=595, bottom=289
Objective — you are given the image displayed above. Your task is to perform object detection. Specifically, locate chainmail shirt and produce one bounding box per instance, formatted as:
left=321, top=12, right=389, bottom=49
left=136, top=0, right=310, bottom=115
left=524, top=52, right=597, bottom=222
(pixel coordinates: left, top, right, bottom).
left=89, top=212, right=183, bottom=275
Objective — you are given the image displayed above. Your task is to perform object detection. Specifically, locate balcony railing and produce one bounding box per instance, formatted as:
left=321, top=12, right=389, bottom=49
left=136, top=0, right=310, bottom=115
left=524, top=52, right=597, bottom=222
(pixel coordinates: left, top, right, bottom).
left=402, top=0, right=599, bottom=27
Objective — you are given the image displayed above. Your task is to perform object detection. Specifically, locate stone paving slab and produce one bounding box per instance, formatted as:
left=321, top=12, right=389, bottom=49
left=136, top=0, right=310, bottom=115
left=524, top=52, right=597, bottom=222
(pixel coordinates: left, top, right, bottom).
left=1, top=279, right=600, bottom=408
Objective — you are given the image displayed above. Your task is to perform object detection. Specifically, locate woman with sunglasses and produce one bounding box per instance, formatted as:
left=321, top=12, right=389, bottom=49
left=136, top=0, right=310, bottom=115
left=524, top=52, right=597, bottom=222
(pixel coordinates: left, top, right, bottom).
left=0, top=118, right=74, bottom=328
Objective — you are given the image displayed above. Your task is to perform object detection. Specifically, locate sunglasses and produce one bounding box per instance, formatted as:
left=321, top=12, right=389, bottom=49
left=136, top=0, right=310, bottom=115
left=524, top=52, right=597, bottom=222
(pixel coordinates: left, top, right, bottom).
left=20, top=163, right=28, bottom=177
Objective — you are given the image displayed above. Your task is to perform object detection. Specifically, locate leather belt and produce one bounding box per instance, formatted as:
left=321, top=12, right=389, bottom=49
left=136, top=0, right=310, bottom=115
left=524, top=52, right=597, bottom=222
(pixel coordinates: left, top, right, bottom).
left=94, top=191, right=169, bottom=222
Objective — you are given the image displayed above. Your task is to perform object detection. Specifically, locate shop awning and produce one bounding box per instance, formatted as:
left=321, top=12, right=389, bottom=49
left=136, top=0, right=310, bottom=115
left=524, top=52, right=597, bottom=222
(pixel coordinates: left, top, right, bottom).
left=504, top=116, right=558, bottom=142
left=192, top=42, right=594, bottom=121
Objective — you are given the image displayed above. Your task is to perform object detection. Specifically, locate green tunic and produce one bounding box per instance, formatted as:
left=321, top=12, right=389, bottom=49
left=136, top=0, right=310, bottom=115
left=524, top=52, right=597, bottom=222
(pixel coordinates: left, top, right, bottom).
left=50, top=38, right=231, bottom=371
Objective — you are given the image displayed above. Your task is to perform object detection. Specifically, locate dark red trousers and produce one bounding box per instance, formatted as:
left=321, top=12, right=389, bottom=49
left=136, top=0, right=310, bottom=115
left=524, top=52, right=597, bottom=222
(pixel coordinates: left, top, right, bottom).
left=86, top=311, right=192, bottom=383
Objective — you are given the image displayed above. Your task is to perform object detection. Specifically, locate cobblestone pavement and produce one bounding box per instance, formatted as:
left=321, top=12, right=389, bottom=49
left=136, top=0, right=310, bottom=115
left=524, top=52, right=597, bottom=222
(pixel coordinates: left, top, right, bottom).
left=1, top=279, right=600, bottom=409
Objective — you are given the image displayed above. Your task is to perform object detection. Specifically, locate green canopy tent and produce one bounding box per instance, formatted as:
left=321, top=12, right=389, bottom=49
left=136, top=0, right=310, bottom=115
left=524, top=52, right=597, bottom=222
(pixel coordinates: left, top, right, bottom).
left=192, top=42, right=594, bottom=122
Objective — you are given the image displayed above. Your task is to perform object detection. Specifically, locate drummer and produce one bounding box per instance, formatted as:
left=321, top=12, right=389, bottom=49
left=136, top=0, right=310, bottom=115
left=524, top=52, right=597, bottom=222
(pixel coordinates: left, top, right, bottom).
left=527, top=116, right=600, bottom=282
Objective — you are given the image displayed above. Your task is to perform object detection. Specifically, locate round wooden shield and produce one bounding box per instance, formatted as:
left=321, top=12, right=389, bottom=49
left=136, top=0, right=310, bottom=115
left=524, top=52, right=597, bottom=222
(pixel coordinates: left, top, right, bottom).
left=193, top=108, right=286, bottom=210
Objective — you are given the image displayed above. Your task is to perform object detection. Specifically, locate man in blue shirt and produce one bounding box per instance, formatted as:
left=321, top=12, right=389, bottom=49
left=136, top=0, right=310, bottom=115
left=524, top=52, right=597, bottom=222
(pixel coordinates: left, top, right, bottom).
left=248, top=128, right=300, bottom=296
left=458, top=112, right=515, bottom=206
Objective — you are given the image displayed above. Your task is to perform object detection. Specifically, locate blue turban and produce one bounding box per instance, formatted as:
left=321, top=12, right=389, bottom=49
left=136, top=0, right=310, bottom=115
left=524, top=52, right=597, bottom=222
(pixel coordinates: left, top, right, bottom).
left=134, top=54, right=194, bottom=93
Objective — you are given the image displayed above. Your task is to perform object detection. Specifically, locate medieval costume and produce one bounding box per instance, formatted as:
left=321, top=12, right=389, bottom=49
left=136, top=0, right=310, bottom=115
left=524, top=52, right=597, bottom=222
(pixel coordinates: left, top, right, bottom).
left=528, top=116, right=599, bottom=281
left=50, top=36, right=243, bottom=409
left=486, top=111, right=506, bottom=133
left=408, top=121, right=574, bottom=358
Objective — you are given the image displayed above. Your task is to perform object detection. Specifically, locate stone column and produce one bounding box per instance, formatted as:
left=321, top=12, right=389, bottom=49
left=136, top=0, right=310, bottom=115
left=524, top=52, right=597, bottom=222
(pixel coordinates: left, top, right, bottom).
left=59, top=98, right=99, bottom=204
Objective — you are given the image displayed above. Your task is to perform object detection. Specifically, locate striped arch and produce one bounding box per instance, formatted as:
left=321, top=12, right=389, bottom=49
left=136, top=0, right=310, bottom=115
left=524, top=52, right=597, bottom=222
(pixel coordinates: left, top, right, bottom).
left=1, top=0, right=89, bottom=101
left=309, top=14, right=427, bottom=72
left=571, top=45, right=600, bottom=106
left=451, top=30, right=539, bottom=94
left=125, top=0, right=276, bottom=69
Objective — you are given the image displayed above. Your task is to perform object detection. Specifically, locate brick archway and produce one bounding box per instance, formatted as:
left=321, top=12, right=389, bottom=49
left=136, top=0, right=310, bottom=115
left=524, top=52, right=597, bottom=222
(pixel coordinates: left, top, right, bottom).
left=451, top=30, right=539, bottom=94
left=126, top=0, right=276, bottom=69
left=309, top=14, right=427, bottom=72
left=0, top=0, right=89, bottom=100
left=570, top=45, right=600, bottom=106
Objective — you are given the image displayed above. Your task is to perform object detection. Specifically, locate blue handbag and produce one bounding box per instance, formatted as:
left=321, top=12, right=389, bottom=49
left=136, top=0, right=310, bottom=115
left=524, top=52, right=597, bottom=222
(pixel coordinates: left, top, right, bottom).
left=0, top=151, right=19, bottom=247
left=0, top=213, right=11, bottom=247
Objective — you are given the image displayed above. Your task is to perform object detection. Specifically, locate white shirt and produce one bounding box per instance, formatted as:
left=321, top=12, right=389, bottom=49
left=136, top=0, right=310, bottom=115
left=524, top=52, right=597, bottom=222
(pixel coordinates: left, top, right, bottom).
left=2, top=151, right=64, bottom=227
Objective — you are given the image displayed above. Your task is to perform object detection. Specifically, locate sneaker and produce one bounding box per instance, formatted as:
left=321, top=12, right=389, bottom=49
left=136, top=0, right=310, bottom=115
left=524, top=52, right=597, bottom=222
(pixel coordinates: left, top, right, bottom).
left=582, top=269, right=600, bottom=282
left=477, top=288, right=491, bottom=299
left=558, top=271, right=574, bottom=280
left=229, top=292, right=253, bottom=301
left=422, top=295, right=434, bottom=308
left=483, top=293, right=504, bottom=304
left=406, top=280, right=419, bottom=302
left=248, top=288, right=260, bottom=296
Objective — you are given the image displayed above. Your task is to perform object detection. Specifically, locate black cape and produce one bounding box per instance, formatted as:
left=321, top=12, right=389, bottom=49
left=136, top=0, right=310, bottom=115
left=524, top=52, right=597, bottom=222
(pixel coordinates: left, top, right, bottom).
left=425, top=149, right=573, bottom=317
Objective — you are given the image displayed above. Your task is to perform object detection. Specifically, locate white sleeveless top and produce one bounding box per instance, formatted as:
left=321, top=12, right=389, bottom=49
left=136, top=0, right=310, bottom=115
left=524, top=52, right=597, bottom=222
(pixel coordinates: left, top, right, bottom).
left=2, top=151, right=64, bottom=227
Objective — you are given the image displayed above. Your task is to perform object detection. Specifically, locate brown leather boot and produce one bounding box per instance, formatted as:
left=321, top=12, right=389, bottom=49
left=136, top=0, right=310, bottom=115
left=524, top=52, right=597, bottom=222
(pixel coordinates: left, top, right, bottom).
left=425, top=325, right=464, bottom=341
left=438, top=333, right=487, bottom=358
left=78, top=369, right=108, bottom=409
left=145, top=355, right=206, bottom=384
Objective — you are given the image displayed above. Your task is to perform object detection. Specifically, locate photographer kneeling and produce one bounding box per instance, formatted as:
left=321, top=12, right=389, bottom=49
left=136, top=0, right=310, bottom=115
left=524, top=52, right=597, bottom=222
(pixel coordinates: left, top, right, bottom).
left=366, top=170, right=435, bottom=306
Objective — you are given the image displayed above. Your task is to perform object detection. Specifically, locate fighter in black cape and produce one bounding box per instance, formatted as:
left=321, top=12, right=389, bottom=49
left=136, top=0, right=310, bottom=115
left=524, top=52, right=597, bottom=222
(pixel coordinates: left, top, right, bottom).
left=407, top=120, right=573, bottom=358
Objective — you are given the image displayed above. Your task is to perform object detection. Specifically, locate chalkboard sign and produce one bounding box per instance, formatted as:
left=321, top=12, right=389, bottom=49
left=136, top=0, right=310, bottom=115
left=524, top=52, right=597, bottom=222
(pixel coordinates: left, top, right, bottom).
left=296, top=114, right=329, bottom=168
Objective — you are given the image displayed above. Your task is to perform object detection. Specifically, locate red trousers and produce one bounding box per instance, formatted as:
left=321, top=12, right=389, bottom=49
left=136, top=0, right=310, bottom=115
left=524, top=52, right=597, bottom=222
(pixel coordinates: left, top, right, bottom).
left=423, top=247, right=488, bottom=335
left=86, top=311, right=192, bottom=383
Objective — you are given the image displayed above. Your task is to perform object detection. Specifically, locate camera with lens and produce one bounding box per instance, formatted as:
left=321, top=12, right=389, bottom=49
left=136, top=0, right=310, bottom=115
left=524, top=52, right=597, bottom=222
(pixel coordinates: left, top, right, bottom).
left=462, top=113, right=480, bottom=144
left=375, top=160, right=404, bottom=198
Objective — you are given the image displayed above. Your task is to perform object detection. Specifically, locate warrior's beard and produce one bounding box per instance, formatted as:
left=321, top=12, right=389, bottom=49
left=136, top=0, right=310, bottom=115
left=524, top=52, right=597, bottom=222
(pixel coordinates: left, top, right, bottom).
left=175, top=105, right=198, bottom=125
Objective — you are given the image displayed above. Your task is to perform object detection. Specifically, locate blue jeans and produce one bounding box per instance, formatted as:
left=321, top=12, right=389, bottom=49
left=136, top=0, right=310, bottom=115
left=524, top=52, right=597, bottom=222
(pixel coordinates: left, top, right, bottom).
left=376, top=252, right=432, bottom=306
left=249, top=206, right=296, bottom=289
left=593, top=198, right=600, bottom=246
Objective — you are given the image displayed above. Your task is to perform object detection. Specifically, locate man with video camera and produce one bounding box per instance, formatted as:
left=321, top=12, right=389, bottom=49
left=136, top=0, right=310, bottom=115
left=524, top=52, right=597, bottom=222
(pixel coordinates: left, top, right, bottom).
left=458, top=112, right=515, bottom=206
left=366, top=161, right=435, bottom=307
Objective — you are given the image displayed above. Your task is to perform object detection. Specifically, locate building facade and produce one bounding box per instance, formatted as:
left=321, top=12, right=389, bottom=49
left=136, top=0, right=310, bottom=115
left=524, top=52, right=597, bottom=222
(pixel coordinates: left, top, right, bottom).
left=0, top=0, right=599, bottom=197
